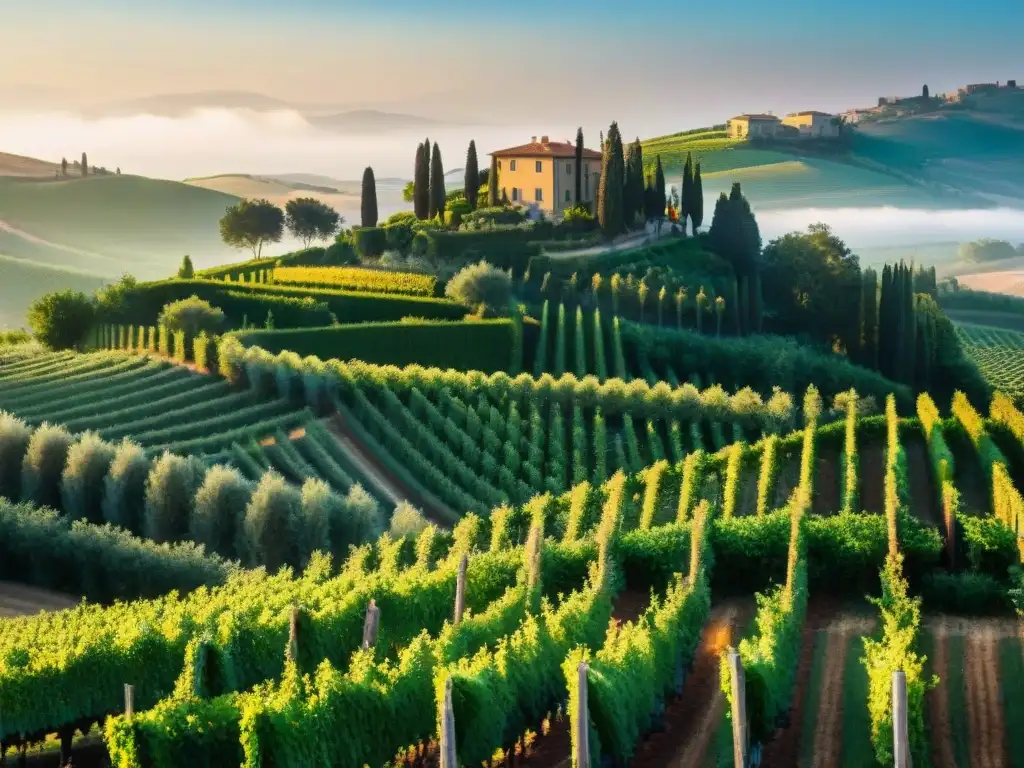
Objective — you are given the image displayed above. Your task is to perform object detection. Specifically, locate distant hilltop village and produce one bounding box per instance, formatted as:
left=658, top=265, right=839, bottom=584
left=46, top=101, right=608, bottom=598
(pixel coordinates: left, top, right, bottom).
left=726, top=111, right=841, bottom=140
left=843, top=79, right=1021, bottom=123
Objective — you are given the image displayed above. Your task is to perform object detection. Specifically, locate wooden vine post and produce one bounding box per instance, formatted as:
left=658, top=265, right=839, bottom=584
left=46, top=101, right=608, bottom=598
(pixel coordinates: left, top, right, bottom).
left=124, top=684, right=135, bottom=720
left=362, top=599, right=380, bottom=650
left=892, top=670, right=910, bottom=768
left=728, top=651, right=748, bottom=768
left=440, top=675, right=458, bottom=768
left=453, top=553, right=468, bottom=625
left=574, top=661, right=590, bottom=768
left=287, top=605, right=300, bottom=663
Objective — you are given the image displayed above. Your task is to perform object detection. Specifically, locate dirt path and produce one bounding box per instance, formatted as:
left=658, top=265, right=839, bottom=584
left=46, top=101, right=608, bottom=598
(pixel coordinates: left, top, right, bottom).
left=964, top=625, right=1008, bottom=768
left=927, top=621, right=958, bottom=768
left=812, top=449, right=841, bottom=516
left=858, top=443, right=884, bottom=514
left=627, top=598, right=755, bottom=768
left=904, top=436, right=940, bottom=526
left=0, top=582, right=78, bottom=617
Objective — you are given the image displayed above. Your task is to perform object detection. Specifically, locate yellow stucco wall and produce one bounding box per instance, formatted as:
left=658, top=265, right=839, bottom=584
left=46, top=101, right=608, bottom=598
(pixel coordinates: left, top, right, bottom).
left=781, top=114, right=838, bottom=137
left=495, top=154, right=599, bottom=215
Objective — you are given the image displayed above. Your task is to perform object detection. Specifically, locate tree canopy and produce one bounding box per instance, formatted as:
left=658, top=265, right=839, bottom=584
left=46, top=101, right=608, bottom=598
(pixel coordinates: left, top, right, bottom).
left=284, top=198, right=342, bottom=248
left=28, top=290, right=96, bottom=350
left=958, top=238, right=1020, bottom=263
left=444, top=260, right=512, bottom=317
left=220, top=199, right=284, bottom=259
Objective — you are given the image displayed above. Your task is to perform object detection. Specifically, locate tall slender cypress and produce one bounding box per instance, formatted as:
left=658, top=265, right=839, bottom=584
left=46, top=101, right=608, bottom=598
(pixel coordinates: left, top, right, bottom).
left=877, top=264, right=894, bottom=378
left=691, top=160, right=704, bottom=233
left=624, top=141, right=640, bottom=226
left=429, top=142, right=445, bottom=221
left=488, top=154, right=499, bottom=207
left=680, top=152, right=694, bottom=235
left=654, top=155, right=666, bottom=218
left=574, top=128, right=584, bottom=206
left=633, top=140, right=645, bottom=223
left=902, top=261, right=917, bottom=385
left=860, top=267, right=879, bottom=370
left=464, top=140, right=480, bottom=210
left=360, top=166, right=378, bottom=227
left=598, top=122, right=625, bottom=238
left=413, top=142, right=429, bottom=219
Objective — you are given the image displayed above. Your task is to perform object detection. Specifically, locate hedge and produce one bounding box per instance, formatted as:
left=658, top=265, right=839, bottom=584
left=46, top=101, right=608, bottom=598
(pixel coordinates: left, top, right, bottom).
left=527, top=234, right=727, bottom=282
left=232, top=319, right=518, bottom=374
left=0, top=499, right=233, bottom=603
left=424, top=227, right=546, bottom=274
left=353, top=227, right=387, bottom=258
left=98, top=279, right=466, bottom=329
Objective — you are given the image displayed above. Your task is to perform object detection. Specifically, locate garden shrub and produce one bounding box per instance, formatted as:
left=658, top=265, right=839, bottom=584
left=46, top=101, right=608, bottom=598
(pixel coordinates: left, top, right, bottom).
left=239, top=472, right=302, bottom=570
left=445, top=261, right=513, bottom=316
left=0, top=412, right=32, bottom=500
left=102, top=440, right=152, bottom=533
left=27, top=290, right=96, bottom=350
left=20, top=422, right=74, bottom=510
left=295, top=479, right=332, bottom=565
left=158, top=296, right=225, bottom=340
left=190, top=465, right=253, bottom=559
left=143, top=452, right=207, bottom=544
left=60, top=432, right=117, bottom=523
left=353, top=227, right=387, bottom=259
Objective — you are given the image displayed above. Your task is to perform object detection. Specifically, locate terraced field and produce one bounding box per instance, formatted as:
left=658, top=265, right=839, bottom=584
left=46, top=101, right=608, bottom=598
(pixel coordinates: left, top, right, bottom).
left=955, top=321, right=1024, bottom=404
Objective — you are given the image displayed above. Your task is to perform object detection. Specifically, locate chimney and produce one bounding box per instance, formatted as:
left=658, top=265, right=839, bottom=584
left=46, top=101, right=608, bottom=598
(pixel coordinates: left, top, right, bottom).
left=541, top=135, right=549, bottom=144
left=530, top=136, right=537, bottom=143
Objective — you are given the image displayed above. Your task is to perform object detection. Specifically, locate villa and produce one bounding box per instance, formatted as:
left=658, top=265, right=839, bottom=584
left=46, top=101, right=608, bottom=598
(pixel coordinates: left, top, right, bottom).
left=781, top=111, right=839, bottom=137
left=726, top=114, right=782, bottom=139
left=490, top=136, right=602, bottom=216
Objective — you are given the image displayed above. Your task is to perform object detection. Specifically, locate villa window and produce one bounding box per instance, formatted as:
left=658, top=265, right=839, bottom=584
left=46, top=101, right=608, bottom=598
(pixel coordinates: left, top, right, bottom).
left=510, top=159, right=517, bottom=171
left=565, top=190, right=571, bottom=202
left=535, top=160, right=543, bottom=173
left=535, top=188, right=543, bottom=202
left=566, top=163, right=572, bottom=174
left=512, top=188, right=519, bottom=201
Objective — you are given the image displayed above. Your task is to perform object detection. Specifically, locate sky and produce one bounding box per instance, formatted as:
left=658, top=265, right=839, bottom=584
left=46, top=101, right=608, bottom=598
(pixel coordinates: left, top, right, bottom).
left=4, top=0, right=1022, bottom=132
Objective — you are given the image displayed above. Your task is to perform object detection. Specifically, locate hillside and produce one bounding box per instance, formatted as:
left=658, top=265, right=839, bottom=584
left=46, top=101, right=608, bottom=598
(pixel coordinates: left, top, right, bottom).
left=0, top=174, right=241, bottom=278
left=0, top=254, right=105, bottom=329
left=0, top=152, right=61, bottom=178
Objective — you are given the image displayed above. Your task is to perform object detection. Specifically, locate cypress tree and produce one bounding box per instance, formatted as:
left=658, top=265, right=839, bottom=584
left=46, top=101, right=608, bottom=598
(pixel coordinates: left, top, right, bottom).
left=488, top=154, right=499, bottom=207
left=429, top=142, right=445, bottom=221
left=691, top=160, right=704, bottom=233
left=902, top=261, right=917, bottom=385
left=877, top=264, right=894, bottom=378
left=624, top=141, right=640, bottom=226
left=598, top=122, right=625, bottom=238
left=654, top=155, right=666, bottom=219
left=360, top=166, right=378, bottom=227
left=574, top=127, right=584, bottom=206
left=632, top=140, right=645, bottom=224
left=81, top=152, right=88, bottom=177
left=680, top=152, right=694, bottom=235
left=413, top=142, right=429, bottom=219
left=464, top=140, right=480, bottom=210
left=860, top=268, right=879, bottom=370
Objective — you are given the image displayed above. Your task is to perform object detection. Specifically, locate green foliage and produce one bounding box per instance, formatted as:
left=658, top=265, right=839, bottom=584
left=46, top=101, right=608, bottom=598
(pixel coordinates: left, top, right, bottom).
left=27, top=289, right=96, bottom=350
left=20, top=422, right=73, bottom=510
left=445, top=260, right=513, bottom=316
left=598, top=122, right=625, bottom=237
left=0, top=412, right=32, bottom=500
left=353, top=226, right=387, bottom=258
left=285, top=197, right=342, bottom=248
left=157, top=296, right=225, bottom=343
left=272, top=266, right=436, bottom=297
left=862, top=553, right=933, bottom=766
left=232, top=319, right=515, bottom=374
left=219, top=198, right=284, bottom=259
left=143, top=452, right=207, bottom=544
left=239, top=472, right=303, bottom=570
left=959, top=513, right=1018, bottom=578
left=102, top=440, right=152, bottom=533
left=958, top=238, right=1018, bottom=263
left=190, top=465, right=252, bottom=559
left=177, top=255, right=195, bottom=279
left=60, top=432, right=116, bottom=523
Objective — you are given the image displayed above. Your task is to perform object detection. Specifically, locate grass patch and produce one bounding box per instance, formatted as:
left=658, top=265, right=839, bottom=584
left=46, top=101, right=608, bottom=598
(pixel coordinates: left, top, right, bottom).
left=840, top=634, right=875, bottom=768
left=944, top=633, right=971, bottom=768
left=998, top=635, right=1024, bottom=761
left=798, top=630, right=829, bottom=766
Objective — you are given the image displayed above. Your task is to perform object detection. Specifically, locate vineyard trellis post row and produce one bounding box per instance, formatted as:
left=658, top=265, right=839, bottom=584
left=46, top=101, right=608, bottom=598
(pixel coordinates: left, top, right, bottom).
left=574, top=661, right=590, bottom=768
left=728, top=650, right=748, bottom=768
left=453, top=553, right=468, bottom=625
left=893, top=670, right=910, bottom=768
left=440, top=675, right=458, bottom=768
left=362, top=599, right=380, bottom=649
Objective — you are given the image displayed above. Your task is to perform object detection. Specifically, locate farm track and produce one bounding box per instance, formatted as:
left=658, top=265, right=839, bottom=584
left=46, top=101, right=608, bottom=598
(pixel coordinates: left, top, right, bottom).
left=905, top=436, right=940, bottom=526
left=324, top=415, right=410, bottom=510
left=858, top=444, right=884, bottom=514
left=0, top=582, right=77, bottom=617
left=927, top=624, right=958, bottom=768
left=629, top=597, right=755, bottom=768
left=964, top=624, right=1008, bottom=768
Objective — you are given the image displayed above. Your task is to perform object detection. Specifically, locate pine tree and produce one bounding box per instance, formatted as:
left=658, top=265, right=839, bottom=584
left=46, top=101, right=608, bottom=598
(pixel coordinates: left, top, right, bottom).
left=361, top=166, right=378, bottom=227
left=488, top=154, right=499, bottom=207
left=429, top=142, right=445, bottom=221
left=680, top=152, right=694, bottom=235
left=654, top=155, right=666, bottom=219
left=691, top=160, right=704, bottom=233
left=598, top=122, right=625, bottom=238
left=413, top=142, right=429, bottom=219
left=81, top=152, right=88, bottom=177
left=574, top=127, right=584, bottom=206
left=464, top=140, right=480, bottom=210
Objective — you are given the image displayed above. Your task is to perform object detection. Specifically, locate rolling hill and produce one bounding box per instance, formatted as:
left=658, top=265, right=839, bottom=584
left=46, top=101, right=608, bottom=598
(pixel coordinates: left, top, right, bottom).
left=0, top=152, right=62, bottom=178
left=0, top=253, right=105, bottom=330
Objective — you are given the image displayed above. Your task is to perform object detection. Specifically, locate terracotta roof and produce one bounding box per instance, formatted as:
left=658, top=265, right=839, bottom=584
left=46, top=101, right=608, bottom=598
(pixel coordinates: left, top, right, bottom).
left=490, top=140, right=602, bottom=159
left=786, top=110, right=834, bottom=117
left=729, top=114, right=780, bottom=122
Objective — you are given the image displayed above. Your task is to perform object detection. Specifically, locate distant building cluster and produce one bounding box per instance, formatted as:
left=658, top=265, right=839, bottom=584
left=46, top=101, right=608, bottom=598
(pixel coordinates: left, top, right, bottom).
left=726, top=111, right=840, bottom=140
